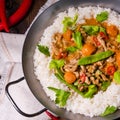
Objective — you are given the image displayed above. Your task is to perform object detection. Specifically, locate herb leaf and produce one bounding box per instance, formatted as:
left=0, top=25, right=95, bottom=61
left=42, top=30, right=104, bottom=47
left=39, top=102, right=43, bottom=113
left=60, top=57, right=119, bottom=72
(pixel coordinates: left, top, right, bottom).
left=73, top=31, right=83, bottom=49
left=113, top=70, right=120, bottom=84
left=100, top=106, right=117, bottom=116
left=116, top=34, right=120, bottom=43
left=82, top=25, right=99, bottom=35
left=99, top=27, right=106, bottom=34
left=37, top=44, right=50, bottom=56
left=96, top=11, right=109, bottom=22
left=62, top=14, right=78, bottom=32
left=83, top=85, right=97, bottom=98
left=101, top=81, right=111, bottom=91
left=78, top=50, right=114, bottom=65
left=48, top=87, right=70, bottom=107
left=49, top=59, right=65, bottom=69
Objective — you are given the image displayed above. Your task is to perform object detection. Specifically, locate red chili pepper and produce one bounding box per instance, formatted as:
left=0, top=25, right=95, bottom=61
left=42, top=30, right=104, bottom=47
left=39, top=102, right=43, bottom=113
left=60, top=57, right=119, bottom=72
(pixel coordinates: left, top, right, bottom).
left=0, top=0, right=9, bottom=32
left=0, top=0, right=32, bottom=32
left=45, top=110, right=59, bottom=120
left=60, top=52, right=68, bottom=58
left=93, top=36, right=101, bottom=46
left=80, top=73, right=86, bottom=83
left=99, top=32, right=108, bottom=40
left=107, top=65, right=116, bottom=76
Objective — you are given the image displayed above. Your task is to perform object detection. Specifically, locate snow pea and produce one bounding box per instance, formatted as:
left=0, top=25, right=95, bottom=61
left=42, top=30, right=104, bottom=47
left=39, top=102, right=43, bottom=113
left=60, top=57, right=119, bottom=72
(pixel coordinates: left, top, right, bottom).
left=78, top=50, right=114, bottom=65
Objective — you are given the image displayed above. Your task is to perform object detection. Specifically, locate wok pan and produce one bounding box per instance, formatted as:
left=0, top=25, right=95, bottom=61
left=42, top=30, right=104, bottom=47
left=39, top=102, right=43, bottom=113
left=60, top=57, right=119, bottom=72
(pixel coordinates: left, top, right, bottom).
left=5, top=0, right=120, bottom=120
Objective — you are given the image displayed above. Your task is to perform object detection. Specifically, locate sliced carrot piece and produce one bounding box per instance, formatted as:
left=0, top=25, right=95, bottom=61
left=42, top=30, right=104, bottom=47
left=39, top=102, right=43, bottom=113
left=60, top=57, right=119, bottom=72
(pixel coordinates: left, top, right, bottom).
left=64, top=72, right=76, bottom=84
left=63, top=29, right=73, bottom=41
left=81, top=43, right=96, bottom=56
left=106, top=24, right=118, bottom=37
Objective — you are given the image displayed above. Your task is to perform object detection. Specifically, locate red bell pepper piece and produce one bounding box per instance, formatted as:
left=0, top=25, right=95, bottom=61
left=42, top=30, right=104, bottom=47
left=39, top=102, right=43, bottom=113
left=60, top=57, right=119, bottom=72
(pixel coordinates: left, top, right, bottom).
left=0, top=0, right=32, bottom=32
left=0, top=0, right=9, bottom=32
left=80, top=73, right=86, bottom=83
left=106, top=65, right=116, bottom=76
left=93, top=36, right=101, bottom=46
left=99, top=32, right=108, bottom=40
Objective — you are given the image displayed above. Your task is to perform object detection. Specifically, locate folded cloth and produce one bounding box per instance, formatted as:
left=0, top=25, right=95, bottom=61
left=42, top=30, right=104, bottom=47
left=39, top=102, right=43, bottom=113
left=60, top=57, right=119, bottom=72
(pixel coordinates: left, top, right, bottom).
left=0, top=0, right=59, bottom=120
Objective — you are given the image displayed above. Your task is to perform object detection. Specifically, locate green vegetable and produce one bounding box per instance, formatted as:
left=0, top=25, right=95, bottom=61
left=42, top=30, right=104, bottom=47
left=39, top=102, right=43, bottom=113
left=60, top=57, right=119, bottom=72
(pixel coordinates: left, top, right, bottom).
left=49, top=59, right=65, bottom=69
left=78, top=50, right=114, bottom=65
left=113, top=70, right=120, bottom=84
left=55, top=73, right=84, bottom=96
left=96, top=11, right=109, bottom=22
left=48, top=87, right=70, bottom=107
left=116, top=34, right=120, bottom=43
left=73, top=31, right=83, bottom=49
left=100, top=106, right=117, bottom=116
left=62, top=14, right=78, bottom=32
left=83, top=85, right=97, bottom=98
left=66, top=46, right=78, bottom=53
left=55, top=72, right=97, bottom=98
left=37, top=44, right=50, bottom=56
left=82, top=25, right=99, bottom=35
left=101, top=81, right=111, bottom=91
left=99, top=27, right=106, bottom=34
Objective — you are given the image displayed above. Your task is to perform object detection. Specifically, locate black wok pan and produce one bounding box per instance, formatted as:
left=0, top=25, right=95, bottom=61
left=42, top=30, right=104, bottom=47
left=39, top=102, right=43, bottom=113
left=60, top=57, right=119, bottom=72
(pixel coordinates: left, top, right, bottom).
left=6, top=0, right=120, bottom=120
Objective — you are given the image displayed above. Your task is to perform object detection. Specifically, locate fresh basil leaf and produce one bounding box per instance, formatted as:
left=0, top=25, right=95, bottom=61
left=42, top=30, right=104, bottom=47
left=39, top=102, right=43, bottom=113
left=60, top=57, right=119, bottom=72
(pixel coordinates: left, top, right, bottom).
left=48, top=87, right=70, bottom=107
left=62, top=14, right=78, bottom=32
left=37, top=44, right=50, bottom=56
left=101, top=81, right=111, bottom=91
left=116, top=34, right=120, bottom=43
left=73, top=31, right=83, bottom=49
left=49, top=59, right=65, bottom=69
left=78, top=50, right=114, bottom=65
left=82, top=25, right=99, bottom=35
left=100, top=106, right=117, bottom=116
left=113, top=70, right=120, bottom=84
left=96, top=11, right=109, bottom=22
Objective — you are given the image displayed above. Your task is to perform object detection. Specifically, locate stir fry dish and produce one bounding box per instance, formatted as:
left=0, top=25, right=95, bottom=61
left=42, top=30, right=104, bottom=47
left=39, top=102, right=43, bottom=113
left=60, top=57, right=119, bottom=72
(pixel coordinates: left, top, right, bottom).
left=37, top=10, right=120, bottom=115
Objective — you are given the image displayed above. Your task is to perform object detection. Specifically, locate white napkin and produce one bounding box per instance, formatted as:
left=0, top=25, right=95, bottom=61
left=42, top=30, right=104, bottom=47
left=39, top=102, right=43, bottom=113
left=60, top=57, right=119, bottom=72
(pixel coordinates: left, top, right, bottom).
left=0, top=0, right=59, bottom=120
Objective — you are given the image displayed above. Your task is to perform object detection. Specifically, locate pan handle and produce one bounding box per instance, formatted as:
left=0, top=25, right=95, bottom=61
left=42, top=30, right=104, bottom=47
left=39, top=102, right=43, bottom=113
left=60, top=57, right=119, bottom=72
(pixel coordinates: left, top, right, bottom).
left=5, top=77, right=47, bottom=117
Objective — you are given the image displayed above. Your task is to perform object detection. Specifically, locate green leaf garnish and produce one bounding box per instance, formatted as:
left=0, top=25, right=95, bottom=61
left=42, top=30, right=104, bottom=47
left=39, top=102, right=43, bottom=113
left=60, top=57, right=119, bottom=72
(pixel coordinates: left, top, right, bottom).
left=99, top=27, right=106, bottom=34
left=62, top=14, right=78, bottom=32
left=96, top=11, right=109, bottom=22
left=83, top=85, right=97, bottom=98
left=73, top=31, right=83, bottom=49
left=116, top=34, right=120, bottom=43
left=49, top=59, right=65, bottom=69
left=82, top=25, right=99, bottom=35
left=101, top=81, right=111, bottom=91
left=48, top=87, right=70, bottom=107
left=113, top=70, right=120, bottom=84
left=78, top=50, right=114, bottom=65
left=100, top=106, right=117, bottom=116
left=37, top=44, right=50, bottom=56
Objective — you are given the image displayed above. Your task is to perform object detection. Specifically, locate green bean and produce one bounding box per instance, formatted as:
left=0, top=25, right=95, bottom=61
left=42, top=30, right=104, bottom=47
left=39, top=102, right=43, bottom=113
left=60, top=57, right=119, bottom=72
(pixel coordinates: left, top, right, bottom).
left=78, top=50, right=114, bottom=65
left=55, top=73, right=84, bottom=96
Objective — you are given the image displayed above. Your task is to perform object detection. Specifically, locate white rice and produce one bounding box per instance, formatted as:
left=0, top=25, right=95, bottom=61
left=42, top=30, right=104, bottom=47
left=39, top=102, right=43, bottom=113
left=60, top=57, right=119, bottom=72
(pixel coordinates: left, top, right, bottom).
left=33, top=6, right=120, bottom=117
